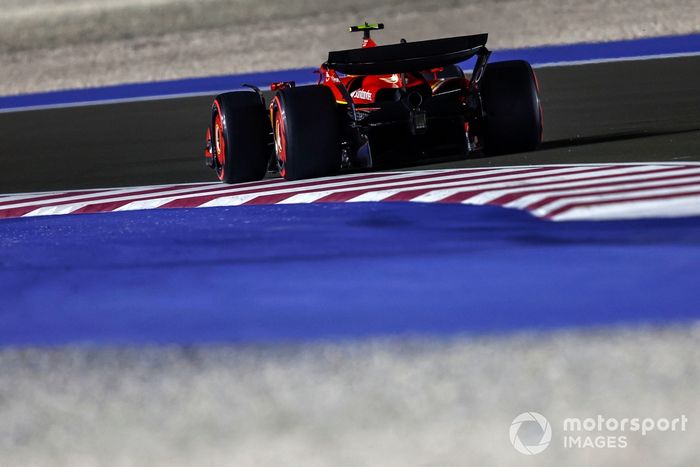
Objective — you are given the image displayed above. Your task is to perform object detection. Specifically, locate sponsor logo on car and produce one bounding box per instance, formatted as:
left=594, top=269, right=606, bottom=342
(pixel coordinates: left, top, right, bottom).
left=350, top=89, right=373, bottom=101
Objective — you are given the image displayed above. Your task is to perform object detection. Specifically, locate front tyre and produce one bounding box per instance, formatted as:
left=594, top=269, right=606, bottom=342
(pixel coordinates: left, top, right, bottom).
left=480, top=60, right=543, bottom=156
left=211, top=91, right=271, bottom=183
left=271, top=86, right=341, bottom=181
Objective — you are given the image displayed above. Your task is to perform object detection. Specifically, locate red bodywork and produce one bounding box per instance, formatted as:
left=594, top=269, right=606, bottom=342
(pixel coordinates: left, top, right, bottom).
left=271, top=33, right=471, bottom=107
left=321, top=36, right=469, bottom=105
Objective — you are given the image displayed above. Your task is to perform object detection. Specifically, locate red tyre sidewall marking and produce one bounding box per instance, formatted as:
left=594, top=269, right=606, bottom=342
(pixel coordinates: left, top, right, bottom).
left=204, top=127, right=214, bottom=165
left=272, top=95, right=288, bottom=179
left=213, top=100, right=226, bottom=181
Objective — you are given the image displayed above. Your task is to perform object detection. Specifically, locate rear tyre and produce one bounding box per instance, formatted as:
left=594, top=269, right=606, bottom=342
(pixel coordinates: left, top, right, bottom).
left=211, top=91, right=271, bottom=183
left=480, top=60, right=543, bottom=156
left=271, top=86, right=341, bottom=181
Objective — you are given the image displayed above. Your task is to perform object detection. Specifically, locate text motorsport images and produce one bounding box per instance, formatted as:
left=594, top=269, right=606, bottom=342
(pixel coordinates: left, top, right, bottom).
left=509, top=412, right=689, bottom=455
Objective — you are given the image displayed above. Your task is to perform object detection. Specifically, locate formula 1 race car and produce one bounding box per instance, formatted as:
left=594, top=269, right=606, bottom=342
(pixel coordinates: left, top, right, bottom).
left=204, top=23, right=542, bottom=183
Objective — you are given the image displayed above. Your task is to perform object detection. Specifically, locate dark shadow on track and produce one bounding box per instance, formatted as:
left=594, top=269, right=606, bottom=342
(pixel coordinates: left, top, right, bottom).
left=539, top=127, right=700, bottom=151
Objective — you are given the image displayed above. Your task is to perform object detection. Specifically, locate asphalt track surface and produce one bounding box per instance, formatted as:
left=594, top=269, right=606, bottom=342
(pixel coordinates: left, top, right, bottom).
left=1, top=55, right=700, bottom=194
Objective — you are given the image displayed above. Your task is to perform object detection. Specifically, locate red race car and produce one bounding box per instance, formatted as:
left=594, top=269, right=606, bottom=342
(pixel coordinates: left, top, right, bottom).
left=204, top=22, right=543, bottom=183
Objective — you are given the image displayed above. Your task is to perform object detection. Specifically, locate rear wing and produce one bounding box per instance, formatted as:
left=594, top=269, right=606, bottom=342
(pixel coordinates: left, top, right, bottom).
left=326, top=33, right=488, bottom=75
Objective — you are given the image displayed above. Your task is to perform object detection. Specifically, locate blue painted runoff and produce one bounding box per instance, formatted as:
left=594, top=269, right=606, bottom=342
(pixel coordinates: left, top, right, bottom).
left=1, top=202, right=698, bottom=346
left=1, top=33, right=699, bottom=111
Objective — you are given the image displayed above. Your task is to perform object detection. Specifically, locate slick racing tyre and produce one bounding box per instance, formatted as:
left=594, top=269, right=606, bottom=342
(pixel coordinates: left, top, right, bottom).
left=270, top=86, right=341, bottom=180
left=480, top=60, right=543, bottom=155
left=211, top=91, right=270, bottom=183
